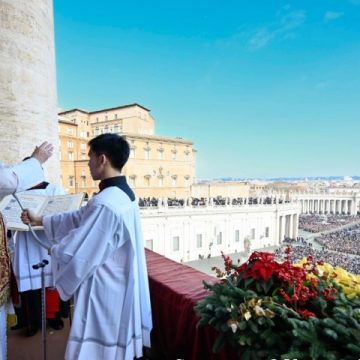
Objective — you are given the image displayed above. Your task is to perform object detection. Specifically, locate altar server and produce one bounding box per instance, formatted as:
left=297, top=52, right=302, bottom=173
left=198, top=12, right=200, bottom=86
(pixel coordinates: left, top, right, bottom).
left=22, top=134, right=152, bottom=360
left=12, top=177, right=66, bottom=336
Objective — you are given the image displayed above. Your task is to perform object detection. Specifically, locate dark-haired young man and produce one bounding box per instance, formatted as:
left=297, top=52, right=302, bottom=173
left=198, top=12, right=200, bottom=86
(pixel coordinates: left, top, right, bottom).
left=22, top=134, right=152, bottom=360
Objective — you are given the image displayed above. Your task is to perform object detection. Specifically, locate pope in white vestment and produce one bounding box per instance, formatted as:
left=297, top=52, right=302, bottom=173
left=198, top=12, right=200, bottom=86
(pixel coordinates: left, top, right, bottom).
left=41, top=177, right=152, bottom=360
left=0, top=141, right=53, bottom=360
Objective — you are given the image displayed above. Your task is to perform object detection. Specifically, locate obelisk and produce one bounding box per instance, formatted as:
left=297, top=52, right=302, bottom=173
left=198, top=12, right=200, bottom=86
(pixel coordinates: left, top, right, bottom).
left=0, top=0, right=59, bottom=182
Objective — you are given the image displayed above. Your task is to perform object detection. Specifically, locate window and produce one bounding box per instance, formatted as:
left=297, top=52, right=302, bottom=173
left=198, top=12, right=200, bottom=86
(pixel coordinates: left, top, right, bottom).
left=129, top=175, right=136, bottom=187
left=172, top=176, right=177, bottom=187
left=158, top=177, right=163, bottom=187
left=146, top=239, right=153, bottom=250
left=80, top=143, right=86, bottom=150
left=265, top=227, right=269, bottom=238
left=235, top=230, right=240, bottom=242
left=144, top=176, right=150, bottom=187
left=69, top=176, right=74, bottom=187
left=68, top=152, right=74, bottom=161
left=130, top=147, right=135, bottom=158
left=157, top=149, right=164, bottom=160
left=67, top=128, right=73, bottom=135
left=67, top=141, right=73, bottom=148
left=217, top=232, right=222, bottom=245
left=114, top=114, right=118, bottom=119
left=251, top=228, right=255, bottom=240
left=144, top=149, right=150, bottom=160
left=172, top=236, right=180, bottom=251
left=196, top=234, right=202, bottom=248
left=172, top=151, right=177, bottom=160
left=184, top=148, right=190, bottom=161
left=81, top=176, right=86, bottom=188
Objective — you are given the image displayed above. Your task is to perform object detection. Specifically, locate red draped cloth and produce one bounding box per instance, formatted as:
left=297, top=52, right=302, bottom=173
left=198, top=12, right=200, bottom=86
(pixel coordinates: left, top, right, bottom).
left=145, top=249, right=238, bottom=360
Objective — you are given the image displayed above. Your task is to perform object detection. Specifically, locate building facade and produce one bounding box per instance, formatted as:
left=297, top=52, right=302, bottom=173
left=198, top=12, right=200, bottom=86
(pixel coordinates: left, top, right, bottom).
left=140, top=200, right=300, bottom=263
left=58, top=103, right=196, bottom=198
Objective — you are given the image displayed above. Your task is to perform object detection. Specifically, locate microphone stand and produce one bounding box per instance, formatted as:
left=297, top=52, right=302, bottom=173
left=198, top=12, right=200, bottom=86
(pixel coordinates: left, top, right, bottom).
left=32, top=259, right=49, bottom=360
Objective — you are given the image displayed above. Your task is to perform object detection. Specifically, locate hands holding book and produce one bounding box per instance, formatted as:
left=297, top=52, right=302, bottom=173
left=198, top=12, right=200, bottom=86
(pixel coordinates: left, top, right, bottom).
left=21, top=209, right=43, bottom=227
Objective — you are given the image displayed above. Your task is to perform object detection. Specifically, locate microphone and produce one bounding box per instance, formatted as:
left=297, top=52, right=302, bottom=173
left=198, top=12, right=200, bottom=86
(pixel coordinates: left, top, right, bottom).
left=32, top=259, right=49, bottom=270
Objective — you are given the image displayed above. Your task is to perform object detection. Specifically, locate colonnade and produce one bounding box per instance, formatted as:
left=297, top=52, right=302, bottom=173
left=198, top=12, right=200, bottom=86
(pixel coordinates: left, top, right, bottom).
left=298, top=194, right=359, bottom=215
left=277, top=213, right=299, bottom=242
left=299, top=198, right=357, bottom=215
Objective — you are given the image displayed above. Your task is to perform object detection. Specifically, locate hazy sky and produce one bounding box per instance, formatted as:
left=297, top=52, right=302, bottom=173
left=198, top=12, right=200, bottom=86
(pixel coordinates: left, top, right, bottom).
left=54, top=0, right=360, bottom=179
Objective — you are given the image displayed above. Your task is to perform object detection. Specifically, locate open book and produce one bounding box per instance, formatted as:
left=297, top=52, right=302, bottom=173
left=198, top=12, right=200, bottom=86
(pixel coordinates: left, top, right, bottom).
left=0, top=192, right=85, bottom=231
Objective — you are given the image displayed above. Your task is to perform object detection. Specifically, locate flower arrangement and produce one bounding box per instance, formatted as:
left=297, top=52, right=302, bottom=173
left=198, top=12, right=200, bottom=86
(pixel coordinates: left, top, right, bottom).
left=195, top=247, right=360, bottom=360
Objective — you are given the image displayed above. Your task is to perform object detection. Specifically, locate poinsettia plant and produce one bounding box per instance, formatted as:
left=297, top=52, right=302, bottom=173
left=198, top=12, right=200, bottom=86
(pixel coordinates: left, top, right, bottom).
left=195, top=247, right=360, bottom=360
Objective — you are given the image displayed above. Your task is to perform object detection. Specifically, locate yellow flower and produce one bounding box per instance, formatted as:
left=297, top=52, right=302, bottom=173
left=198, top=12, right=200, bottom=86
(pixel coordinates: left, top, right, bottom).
left=244, top=311, right=252, bottom=321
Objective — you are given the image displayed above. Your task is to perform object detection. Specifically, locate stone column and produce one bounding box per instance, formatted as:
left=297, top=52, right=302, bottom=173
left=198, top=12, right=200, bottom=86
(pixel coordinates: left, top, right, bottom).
left=0, top=0, right=59, bottom=182
left=293, top=214, right=298, bottom=239
left=289, top=214, right=293, bottom=239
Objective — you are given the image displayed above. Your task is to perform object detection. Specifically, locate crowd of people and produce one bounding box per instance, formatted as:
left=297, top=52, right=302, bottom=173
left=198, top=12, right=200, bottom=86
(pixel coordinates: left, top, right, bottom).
left=138, top=196, right=289, bottom=208
left=315, top=224, right=360, bottom=256
left=275, top=244, right=360, bottom=275
left=138, top=197, right=159, bottom=207
left=298, top=214, right=359, bottom=233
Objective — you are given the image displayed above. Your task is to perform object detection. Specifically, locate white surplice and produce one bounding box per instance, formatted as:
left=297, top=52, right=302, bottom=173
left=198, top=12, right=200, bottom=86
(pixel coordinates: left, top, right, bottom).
left=42, top=186, right=152, bottom=360
left=0, top=158, right=45, bottom=360
left=12, top=184, right=65, bottom=292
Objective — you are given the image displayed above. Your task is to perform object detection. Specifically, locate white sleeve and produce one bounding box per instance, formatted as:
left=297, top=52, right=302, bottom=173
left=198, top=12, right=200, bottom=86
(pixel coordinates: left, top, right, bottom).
left=45, top=204, right=121, bottom=300
left=11, top=158, right=44, bottom=191
left=0, top=158, right=44, bottom=198
left=0, top=165, right=18, bottom=198
left=42, top=207, right=84, bottom=246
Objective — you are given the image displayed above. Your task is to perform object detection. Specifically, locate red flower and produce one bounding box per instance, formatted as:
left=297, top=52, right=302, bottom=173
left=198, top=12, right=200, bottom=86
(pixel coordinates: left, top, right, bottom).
left=298, top=309, right=316, bottom=318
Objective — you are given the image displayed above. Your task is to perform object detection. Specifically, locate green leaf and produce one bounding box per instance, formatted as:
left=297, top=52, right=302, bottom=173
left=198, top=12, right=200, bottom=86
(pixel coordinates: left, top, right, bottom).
left=346, top=343, right=360, bottom=354
left=280, top=350, right=309, bottom=360
left=212, top=332, right=226, bottom=353
left=248, top=321, right=258, bottom=334
left=238, top=321, right=247, bottom=330
left=261, top=277, right=274, bottom=294
left=244, top=278, right=254, bottom=288
left=322, top=328, right=338, bottom=340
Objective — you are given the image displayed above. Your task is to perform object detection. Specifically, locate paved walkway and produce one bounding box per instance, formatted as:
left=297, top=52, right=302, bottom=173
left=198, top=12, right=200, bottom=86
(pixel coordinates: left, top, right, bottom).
left=8, top=319, right=69, bottom=360
left=186, top=246, right=279, bottom=277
